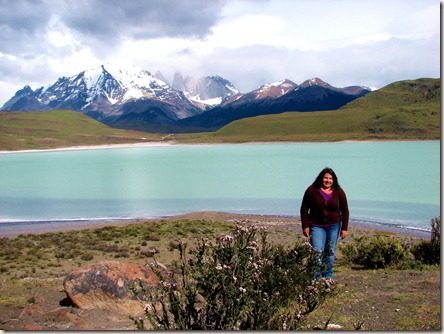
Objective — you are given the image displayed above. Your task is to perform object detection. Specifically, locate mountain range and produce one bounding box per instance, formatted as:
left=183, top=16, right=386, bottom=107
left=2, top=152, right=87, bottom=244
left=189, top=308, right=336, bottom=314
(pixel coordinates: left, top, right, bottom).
left=1, top=65, right=371, bottom=133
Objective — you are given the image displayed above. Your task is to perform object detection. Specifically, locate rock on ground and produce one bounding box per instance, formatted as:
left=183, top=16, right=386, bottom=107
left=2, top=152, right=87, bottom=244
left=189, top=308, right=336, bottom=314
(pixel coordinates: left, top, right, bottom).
left=64, top=261, right=161, bottom=316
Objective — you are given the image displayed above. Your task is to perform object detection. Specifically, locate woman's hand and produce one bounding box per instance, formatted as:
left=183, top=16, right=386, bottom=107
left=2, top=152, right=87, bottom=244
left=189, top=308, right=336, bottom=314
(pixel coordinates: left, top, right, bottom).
left=303, top=227, right=310, bottom=237
left=340, top=230, right=348, bottom=239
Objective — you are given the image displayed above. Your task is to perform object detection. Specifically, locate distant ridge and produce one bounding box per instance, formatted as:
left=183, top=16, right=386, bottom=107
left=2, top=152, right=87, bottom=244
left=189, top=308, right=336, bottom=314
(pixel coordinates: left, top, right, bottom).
left=2, top=65, right=371, bottom=133
left=207, top=78, right=440, bottom=142
left=0, top=78, right=438, bottom=151
left=175, top=78, right=370, bottom=132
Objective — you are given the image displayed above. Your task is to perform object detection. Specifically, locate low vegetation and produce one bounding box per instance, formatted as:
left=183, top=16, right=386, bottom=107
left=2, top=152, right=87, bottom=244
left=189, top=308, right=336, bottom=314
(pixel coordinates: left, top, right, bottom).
left=2, top=216, right=439, bottom=330
left=340, top=233, right=410, bottom=269
left=341, top=217, right=440, bottom=269
left=132, top=224, right=335, bottom=330
left=0, top=219, right=234, bottom=279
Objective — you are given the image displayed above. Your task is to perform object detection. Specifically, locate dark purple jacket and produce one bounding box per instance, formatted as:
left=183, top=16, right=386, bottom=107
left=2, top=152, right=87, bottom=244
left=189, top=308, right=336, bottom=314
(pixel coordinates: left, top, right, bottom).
left=300, top=184, right=349, bottom=231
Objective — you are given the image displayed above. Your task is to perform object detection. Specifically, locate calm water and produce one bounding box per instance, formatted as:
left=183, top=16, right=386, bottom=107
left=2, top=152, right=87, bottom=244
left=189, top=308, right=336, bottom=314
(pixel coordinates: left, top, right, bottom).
left=0, top=141, right=440, bottom=235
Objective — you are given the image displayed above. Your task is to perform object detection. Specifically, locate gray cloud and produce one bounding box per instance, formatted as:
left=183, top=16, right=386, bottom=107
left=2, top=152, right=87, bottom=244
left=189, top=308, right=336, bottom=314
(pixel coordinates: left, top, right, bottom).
left=0, top=0, right=439, bottom=105
left=59, top=0, right=224, bottom=42
left=0, top=0, right=224, bottom=54
left=0, top=0, right=52, bottom=53
left=190, top=32, right=440, bottom=93
left=0, top=0, right=227, bottom=94
left=0, top=0, right=47, bottom=31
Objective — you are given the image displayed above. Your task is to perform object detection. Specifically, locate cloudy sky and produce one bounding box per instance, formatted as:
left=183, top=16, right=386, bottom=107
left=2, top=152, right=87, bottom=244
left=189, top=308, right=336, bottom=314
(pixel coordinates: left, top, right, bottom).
left=0, top=0, right=440, bottom=105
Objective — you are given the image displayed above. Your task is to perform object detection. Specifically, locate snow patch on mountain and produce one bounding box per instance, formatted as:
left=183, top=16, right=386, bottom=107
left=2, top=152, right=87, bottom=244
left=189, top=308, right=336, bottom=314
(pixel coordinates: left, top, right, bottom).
left=66, top=64, right=174, bottom=108
left=122, top=87, right=145, bottom=102
left=188, top=96, right=223, bottom=106
left=82, top=66, right=104, bottom=90
left=254, top=79, right=298, bottom=99
left=105, top=64, right=167, bottom=89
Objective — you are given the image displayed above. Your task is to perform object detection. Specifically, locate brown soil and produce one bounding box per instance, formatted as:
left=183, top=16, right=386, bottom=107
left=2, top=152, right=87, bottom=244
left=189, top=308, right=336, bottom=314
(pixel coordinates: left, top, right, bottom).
left=0, top=212, right=440, bottom=330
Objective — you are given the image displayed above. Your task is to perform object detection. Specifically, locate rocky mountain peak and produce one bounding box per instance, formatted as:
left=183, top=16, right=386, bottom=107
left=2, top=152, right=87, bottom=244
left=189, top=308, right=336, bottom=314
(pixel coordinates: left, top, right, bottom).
left=17, top=85, right=35, bottom=95
left=172, top=71, right=186, bottom=91
left=1, top=68, right=372, bottom=134
left=254, top=79, right=298, bottom=99
left=154, top=71, right=169, bottom=86
left=299, top=77, right=334, bottom=89
left=1, top=65, right=203, bottom=122
left=171, top=71, right=239, bottom=108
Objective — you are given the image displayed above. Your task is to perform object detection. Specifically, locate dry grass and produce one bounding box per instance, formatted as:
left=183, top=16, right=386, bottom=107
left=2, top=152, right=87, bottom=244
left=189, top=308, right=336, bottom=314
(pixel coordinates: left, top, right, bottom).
left=0, top=214, right=440, bottom=330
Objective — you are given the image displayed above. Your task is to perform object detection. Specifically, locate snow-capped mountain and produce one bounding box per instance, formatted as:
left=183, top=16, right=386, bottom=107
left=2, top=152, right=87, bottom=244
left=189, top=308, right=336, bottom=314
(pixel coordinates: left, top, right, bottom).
left=254, top=79, right=298, bottom=99
left=298, top=77, right=372, bottom=96
left=2, top=65, right=203, bottom=123
left=1, top=67, right=371, bottom=133
left=172, top=72, right=239, bottom=108
left=299, top=77, right=334, bottom=89
left=221, top=79, right=298, bottom=107
left=176, top=78, right=371, bottom=131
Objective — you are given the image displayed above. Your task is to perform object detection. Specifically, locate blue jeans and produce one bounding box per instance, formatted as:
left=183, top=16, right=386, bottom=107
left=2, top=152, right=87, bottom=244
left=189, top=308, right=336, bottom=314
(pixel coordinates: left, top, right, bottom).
left=310, top=223, right=341, bottom=279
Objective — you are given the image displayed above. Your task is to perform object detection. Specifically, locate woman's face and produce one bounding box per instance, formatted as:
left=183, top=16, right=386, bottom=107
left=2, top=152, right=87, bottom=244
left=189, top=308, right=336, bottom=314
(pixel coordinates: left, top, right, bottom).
left=322, top=173, right=333, bottom=189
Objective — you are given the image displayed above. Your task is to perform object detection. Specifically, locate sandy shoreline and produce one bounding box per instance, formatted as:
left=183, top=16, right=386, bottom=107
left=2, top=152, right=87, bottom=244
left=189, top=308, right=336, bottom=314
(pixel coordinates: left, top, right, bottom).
left=0, top=141, right=177, bottom=154
left=0, top=141, right=286, bottom=154
left=0, top=139, right=435, bottom=154
left=0, top=141, right=272, bottom=154
left=0, top=211, right=431, bottom=240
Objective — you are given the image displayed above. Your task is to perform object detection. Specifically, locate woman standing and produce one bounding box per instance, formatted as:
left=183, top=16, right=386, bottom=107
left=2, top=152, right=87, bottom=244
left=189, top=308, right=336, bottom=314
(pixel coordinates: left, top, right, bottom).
left=300, top=167, right=349, bottom=280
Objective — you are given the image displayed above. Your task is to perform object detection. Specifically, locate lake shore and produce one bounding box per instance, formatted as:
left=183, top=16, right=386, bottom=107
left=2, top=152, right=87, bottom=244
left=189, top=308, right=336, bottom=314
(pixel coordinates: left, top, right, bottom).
left=0, top=138, right=436, bottom=154
left=1, top=211, right=431, bottom=240
left=0, top=141, right=175, bottom=154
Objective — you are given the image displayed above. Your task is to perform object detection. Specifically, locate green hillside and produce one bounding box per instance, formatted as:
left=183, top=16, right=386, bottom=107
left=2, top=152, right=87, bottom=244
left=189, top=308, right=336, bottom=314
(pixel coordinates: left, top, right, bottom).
left=179, top=78, right=440, bottom=143
left=0, top=78, right=440, bottom=151
left=0, top=109, right=161, bottom=151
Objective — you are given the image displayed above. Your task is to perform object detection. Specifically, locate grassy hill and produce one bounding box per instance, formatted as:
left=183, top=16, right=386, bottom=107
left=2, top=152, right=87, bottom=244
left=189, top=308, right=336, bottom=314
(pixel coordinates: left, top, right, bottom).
left=0, top=78, right=440, bottom=151
left=0, top=109, right=162, bottom=151
left=176, top=78, right=440, bottom=143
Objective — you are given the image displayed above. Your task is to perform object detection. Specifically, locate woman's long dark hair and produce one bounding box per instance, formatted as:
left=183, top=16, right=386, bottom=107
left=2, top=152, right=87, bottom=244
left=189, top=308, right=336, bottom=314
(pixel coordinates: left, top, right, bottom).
left=313, top=167, right=340, bottom=189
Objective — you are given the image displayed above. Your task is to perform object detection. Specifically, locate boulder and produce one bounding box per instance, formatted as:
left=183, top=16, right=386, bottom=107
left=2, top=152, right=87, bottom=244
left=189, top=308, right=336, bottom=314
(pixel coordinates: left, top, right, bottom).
left=63, top=261, right=162, bottom=316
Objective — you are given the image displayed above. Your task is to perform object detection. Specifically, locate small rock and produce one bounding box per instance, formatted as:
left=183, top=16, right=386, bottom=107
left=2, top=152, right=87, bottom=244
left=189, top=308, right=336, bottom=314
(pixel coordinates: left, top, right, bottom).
left=326, top=323, right=343, bottom=330
left=19, top=297, right=44, bottom=318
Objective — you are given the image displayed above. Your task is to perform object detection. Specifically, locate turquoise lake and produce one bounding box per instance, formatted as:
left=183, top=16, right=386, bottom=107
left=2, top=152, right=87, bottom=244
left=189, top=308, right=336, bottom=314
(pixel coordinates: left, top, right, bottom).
left=0, top=141, right=440, bottom=235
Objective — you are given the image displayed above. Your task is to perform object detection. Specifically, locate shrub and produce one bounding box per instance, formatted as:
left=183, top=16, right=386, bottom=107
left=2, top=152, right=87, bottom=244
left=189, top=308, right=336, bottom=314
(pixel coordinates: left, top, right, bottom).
left=411, top=217, right=440, bottom=265
left=340, top=233, right=409, bottom=269
left=431, top=216, right=440, bottom=244
left=80, top=253, right=94, bottom=261
left=113, top=250, right=130, bottom=258
left=55, top=250, right=77, bottom=259
left=131, top=224, right=334, bottom=330
left=168, top=240, right=181, bottom=251
left=143, top=232, right=160, bottom=241
left=139, top=249, right=158, bottom=258
left=96, top=243, right=119, bottom=253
